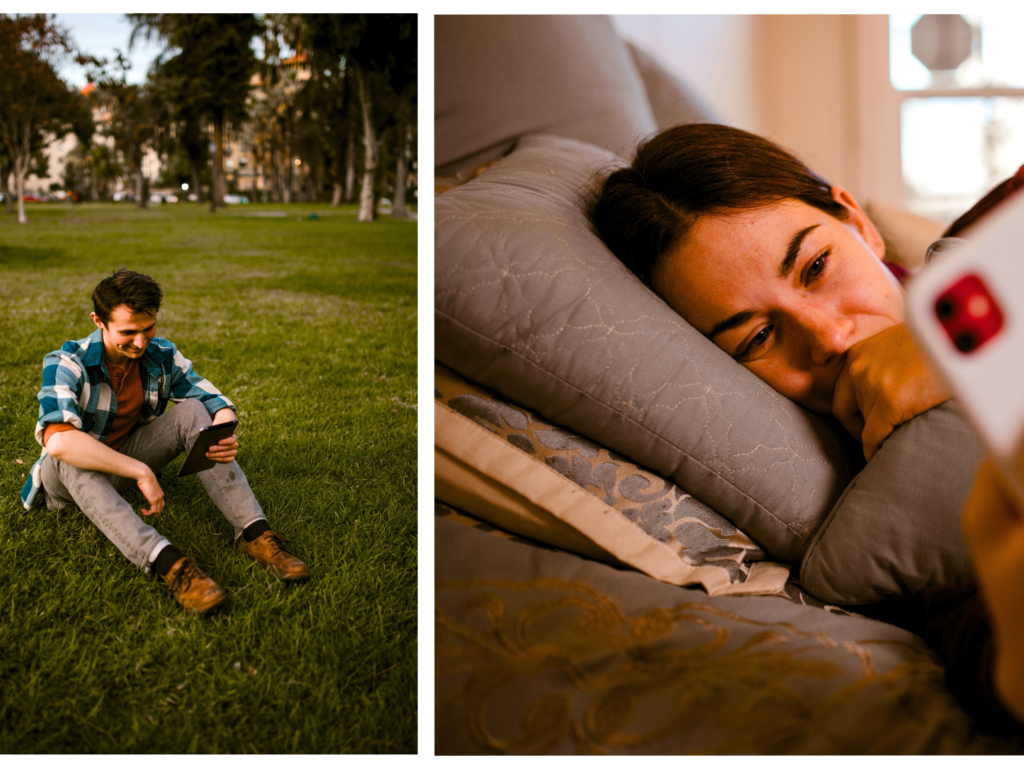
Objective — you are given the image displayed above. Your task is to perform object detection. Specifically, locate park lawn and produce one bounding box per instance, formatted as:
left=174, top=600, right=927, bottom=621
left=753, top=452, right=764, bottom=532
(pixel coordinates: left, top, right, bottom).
left=0, top=202, right=417, bottom=753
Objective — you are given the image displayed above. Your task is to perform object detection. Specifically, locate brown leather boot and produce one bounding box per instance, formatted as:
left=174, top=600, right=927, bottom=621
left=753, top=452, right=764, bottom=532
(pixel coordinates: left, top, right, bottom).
left=161, top=554, right=228, bottom=615
left=242, top=530, right=311, bottom=581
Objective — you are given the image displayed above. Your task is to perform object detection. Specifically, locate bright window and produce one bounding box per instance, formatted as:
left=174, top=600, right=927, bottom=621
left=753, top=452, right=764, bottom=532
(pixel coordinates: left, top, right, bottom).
left=890, top=14, right=1024, bottom=222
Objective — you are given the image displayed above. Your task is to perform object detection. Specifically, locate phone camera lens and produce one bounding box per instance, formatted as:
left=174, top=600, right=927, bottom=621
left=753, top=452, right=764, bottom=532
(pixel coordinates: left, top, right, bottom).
left=936, top=298, right=956, bottom=318
left=955, top=332, right=977, bottom=352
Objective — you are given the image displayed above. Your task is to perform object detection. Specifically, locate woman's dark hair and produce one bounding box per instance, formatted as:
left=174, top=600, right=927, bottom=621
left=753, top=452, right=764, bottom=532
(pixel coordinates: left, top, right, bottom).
left=92, top=268, right=163, bottom=325
left=587, top=123, right=849, bottom=288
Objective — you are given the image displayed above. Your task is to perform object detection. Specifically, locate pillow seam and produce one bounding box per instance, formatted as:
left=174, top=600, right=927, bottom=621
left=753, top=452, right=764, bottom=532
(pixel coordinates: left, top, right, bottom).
left=435, top=309, right=811, bottom=545
left=800, top=473, right=859, bottom=572
left=435, top=396, right=777, bottom=591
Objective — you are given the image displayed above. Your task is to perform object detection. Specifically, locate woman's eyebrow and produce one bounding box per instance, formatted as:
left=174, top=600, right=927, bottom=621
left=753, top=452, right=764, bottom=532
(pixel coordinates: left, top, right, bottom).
left=709, top=310, right=755, bottom=341
left=778, top=224, right=820, bottom=278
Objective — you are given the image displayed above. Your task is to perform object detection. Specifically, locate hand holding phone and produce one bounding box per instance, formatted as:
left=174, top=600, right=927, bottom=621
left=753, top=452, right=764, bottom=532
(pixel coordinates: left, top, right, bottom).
left=907, top=193, right=1024, bottom=507
left=206, top=430, right=239, bottom=462
left=177, top=420, right=238, bottom=477
left=962, top=459, right=1024, bottom=723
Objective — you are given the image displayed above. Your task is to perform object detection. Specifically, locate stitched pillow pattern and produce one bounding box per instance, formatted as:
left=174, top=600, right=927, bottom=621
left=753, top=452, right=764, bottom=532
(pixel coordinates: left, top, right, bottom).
left=435, top=363, right=791, bottom=596
left=435, top=132, right=864, bottom=564
left=799, top=401, right=983, bottom=604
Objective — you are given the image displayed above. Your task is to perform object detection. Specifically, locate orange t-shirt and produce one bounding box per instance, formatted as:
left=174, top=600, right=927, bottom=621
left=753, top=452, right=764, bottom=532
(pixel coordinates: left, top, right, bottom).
left=43, top=359, right=144, bottom=452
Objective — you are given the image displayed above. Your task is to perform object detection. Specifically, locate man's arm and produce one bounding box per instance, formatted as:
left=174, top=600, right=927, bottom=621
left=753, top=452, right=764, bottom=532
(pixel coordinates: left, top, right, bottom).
left=46, top=430, right=164, bottom=517
left=161, top=342, right=239, bottom=463
left=164, top=343, right=235, bottom=416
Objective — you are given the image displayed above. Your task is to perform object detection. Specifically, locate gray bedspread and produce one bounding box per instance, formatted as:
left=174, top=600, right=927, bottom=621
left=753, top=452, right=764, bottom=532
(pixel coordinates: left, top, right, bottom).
left=436, top=513, right=1024, bottom=755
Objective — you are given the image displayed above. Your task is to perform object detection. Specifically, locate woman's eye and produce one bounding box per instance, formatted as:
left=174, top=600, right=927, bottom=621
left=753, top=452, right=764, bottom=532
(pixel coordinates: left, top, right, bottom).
left=737, top=325, right=773, bottom=360
left=806, top=248, right=832, bottom=281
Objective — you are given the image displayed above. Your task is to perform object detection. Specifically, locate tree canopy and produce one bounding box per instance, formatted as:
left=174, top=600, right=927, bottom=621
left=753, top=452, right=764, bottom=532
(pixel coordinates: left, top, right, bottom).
left=0, top=14, right=93, bottom=222
left=129, top=13, right=262, bottom=209
left=2, top=14, right=416, bottom=219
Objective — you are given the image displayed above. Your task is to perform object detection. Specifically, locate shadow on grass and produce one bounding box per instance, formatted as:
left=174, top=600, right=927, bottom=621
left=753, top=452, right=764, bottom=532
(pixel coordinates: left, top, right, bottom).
left=0, top=245, right=67, bottom=270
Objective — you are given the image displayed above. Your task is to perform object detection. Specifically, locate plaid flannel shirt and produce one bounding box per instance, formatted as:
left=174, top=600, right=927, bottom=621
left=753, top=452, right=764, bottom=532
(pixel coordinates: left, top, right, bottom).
left=20, top=328, right=234, bottom=510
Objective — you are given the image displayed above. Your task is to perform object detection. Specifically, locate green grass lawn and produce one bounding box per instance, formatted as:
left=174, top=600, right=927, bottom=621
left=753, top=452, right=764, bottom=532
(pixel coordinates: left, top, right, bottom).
left=0, top=201, right=417, bottom=753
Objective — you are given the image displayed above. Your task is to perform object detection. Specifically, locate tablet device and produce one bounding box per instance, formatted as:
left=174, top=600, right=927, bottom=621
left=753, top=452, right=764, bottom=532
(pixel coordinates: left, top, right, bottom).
left=176, top=420, right=238, bottom=477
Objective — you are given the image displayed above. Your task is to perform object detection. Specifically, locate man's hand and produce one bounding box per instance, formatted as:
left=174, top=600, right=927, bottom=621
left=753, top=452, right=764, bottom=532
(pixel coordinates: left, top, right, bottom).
left=137, top=467, right=165, bottom=517
left=832, top=322, right=951, bottom=462
left=207, top=408, right=238, bottom=464
left=962, top=459, right=1024, bottom=723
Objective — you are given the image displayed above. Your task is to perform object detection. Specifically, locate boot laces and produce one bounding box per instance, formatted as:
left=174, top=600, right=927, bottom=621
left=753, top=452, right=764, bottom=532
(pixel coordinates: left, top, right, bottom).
left=265, top=532, right=293, bottom=557
left=169, top=555, right=201, bottom=593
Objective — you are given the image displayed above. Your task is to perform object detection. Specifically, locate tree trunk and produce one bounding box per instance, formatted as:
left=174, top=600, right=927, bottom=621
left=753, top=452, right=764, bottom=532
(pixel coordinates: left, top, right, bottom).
left=190, top=161, right=202, bottom=203
left=355, top=67, right=377, bottom=223
left=331, top=181, right=343, bottom=206
left=211, top=116, right=225, bottom=211
left=283, top=138, right=292, bottom=205
left=1, top=166, right=12, bottom=213
left=344, top=118, right=356, bottom=203
left=392, top=119, right=409, bottom=218
left=15, top=166, right=26, bottom=224
left=135, top=166, right=146, bottom=209
left=271, top=145, right=280, bottom=202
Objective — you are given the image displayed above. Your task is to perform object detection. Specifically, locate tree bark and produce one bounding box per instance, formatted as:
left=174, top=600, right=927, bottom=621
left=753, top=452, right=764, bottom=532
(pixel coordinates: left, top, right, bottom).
left=1, top=165, right=12, bottom=213
left=135, top=165, right=146, bottom=209
left=211, top=115, right=225, bottom=211
left=15, top=165, right=26, bottom=224
left=345, top=119, right=356, bottom=203
left=6, top=119, right=31, bottom=223
left=189, top=161, right=202, bottom=203
left=283, top=136, right=292, bottom=205
left=392, top=118, right=409, bottom=218
left=355, top=66, right=377, bottom=223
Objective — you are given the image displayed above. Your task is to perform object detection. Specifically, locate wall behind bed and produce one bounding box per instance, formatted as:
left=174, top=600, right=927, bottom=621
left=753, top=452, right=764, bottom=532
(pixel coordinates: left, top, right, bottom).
left=612, top=15, right=904, bottom=213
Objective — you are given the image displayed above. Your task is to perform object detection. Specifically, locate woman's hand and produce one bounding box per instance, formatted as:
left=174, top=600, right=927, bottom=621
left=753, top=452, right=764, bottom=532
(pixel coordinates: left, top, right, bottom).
left=962, top=459, right=1024, bottom=723
left=832, top=322, right=951, bottom=461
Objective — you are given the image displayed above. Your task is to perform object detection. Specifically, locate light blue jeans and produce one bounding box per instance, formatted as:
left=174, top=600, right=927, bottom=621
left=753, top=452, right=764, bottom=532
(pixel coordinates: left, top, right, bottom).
left=40, top=399, right=266, bottom=574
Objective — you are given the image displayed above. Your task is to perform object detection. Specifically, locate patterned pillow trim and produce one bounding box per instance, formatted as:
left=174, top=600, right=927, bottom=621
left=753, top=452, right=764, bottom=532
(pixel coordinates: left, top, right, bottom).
left=435, top=364, right=791, bottom=596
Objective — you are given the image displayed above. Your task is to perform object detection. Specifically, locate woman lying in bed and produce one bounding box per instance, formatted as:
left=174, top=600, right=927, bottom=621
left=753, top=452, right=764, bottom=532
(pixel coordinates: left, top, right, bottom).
left=589, top=122, right=1024, bottom=733
left=589, top=123, right=950, bottom=462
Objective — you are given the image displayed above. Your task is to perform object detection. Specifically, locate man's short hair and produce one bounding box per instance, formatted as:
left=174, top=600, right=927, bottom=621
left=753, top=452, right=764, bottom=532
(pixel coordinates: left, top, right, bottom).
left=92, top=268, right=163, bottom=325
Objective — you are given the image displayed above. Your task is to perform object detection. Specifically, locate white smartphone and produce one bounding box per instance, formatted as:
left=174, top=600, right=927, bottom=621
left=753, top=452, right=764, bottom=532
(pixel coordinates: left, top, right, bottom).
left=906, top=192, right=1024, bottom=506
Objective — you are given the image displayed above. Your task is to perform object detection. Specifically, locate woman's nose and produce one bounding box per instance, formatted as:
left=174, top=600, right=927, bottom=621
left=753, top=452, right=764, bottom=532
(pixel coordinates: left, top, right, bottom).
left=802, top=311, right=852, bottom=366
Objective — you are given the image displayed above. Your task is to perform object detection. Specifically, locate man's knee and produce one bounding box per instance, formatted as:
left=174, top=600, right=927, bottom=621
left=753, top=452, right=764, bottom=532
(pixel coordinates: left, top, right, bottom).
left=172, top=399, right=212, bottom=432
left=50, top=457, right=119, bottom=501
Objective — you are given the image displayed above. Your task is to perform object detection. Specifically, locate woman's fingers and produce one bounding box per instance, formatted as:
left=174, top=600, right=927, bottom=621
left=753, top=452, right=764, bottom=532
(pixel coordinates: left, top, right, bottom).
left=963, top=459, right=1022, bottom=553
left=831, top=366, right=865, bottom=442
left=860, top=404, right=896, bottom=462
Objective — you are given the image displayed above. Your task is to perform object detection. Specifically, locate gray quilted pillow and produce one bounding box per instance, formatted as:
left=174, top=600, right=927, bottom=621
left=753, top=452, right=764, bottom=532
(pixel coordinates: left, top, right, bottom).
left=435, top=133, right=864, bottom=564
left=799, top=401, right=983, bottom=604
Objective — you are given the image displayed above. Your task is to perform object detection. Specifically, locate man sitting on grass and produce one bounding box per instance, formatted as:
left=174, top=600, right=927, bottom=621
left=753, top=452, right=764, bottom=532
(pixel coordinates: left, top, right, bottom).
left=19, top=268, right=309, bottom=615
